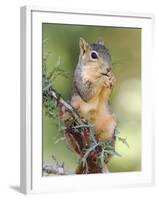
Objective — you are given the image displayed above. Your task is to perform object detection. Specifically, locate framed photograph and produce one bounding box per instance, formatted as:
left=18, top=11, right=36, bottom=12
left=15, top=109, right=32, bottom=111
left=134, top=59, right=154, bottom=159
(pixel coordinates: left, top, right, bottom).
left=20, top=6, right=154, bottom=194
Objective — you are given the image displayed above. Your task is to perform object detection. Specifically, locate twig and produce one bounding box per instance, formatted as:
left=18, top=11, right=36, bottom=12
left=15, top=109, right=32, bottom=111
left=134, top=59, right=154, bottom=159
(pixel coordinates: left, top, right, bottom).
left=49, top=89, right=85, bottom=124
left=43, top=156, right=74, bottom=175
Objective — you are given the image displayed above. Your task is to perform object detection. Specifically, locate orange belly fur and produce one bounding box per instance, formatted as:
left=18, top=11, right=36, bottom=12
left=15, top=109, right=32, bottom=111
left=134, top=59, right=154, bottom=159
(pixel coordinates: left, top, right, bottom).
left=71, top=86, right=116, bottom=140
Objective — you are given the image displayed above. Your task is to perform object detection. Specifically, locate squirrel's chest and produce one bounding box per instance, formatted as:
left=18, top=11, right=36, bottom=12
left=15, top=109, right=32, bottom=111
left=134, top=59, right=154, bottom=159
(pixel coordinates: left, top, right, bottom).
left=79, top=89, right=107, bottom=120
left=71, top=86, right=109, bottom=122
left=80, top=98, right=99, bottom=114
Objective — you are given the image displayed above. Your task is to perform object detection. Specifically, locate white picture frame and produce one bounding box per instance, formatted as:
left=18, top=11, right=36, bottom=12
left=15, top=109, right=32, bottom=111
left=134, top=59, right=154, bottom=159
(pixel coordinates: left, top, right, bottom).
left=20, top=6, right=154, bottom=194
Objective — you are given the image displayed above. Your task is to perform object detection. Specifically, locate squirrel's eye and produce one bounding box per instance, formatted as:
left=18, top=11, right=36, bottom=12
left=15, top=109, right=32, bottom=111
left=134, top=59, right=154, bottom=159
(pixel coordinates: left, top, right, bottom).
left=91, top=51, right=98, bottom=59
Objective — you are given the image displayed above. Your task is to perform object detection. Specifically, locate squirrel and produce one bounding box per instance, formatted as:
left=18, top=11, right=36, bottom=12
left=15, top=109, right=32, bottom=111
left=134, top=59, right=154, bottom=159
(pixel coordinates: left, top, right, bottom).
left=71, top=38, right=116, bottom=142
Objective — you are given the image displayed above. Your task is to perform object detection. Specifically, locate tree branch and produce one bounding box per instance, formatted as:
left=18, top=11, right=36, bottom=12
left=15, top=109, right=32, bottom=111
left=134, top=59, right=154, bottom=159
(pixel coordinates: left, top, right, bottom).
left=43, top=83, right=118, bottom=174
left=43, top=156, right=74, bottom=175
left=49, top=89, right=83, bottom=123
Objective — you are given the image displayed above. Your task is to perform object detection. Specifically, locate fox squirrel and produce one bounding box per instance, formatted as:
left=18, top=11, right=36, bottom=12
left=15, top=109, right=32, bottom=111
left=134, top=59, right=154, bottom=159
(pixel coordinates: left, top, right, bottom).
left=71, top=38, right=116, bottom=142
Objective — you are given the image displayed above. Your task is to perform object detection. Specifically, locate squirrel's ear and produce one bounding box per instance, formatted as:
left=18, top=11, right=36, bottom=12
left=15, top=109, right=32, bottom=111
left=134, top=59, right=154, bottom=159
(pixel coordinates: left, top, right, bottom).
left=96, top=38, right=105, bottom=45
left=79, top=38, right=88, bottom=55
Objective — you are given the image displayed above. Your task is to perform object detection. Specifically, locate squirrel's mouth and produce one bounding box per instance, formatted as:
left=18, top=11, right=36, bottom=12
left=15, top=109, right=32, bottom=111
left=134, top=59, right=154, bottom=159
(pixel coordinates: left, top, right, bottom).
left=101, top=72, right=109, bottom=77
left=100, top=68, right=111, bottom=77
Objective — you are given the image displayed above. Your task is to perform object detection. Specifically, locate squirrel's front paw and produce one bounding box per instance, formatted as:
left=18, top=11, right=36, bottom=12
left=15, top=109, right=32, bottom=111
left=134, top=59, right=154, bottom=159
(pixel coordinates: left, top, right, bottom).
left=104, top=72, right=116, bottom=88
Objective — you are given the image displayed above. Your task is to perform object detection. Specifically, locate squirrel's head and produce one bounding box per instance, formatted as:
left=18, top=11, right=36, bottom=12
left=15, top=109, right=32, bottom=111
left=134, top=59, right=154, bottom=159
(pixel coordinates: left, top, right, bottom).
left=79, top=38, right=112, bottom=74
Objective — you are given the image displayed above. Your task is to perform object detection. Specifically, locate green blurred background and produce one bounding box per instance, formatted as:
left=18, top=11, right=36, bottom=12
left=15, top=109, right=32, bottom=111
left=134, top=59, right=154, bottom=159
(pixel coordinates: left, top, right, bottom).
left=42, top=23, right=141, bottom=173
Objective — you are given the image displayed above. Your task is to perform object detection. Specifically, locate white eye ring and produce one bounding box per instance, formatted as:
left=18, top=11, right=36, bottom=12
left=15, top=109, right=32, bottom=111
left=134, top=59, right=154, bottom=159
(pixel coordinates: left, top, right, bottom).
left=90, top=51, right=98, bottom=60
